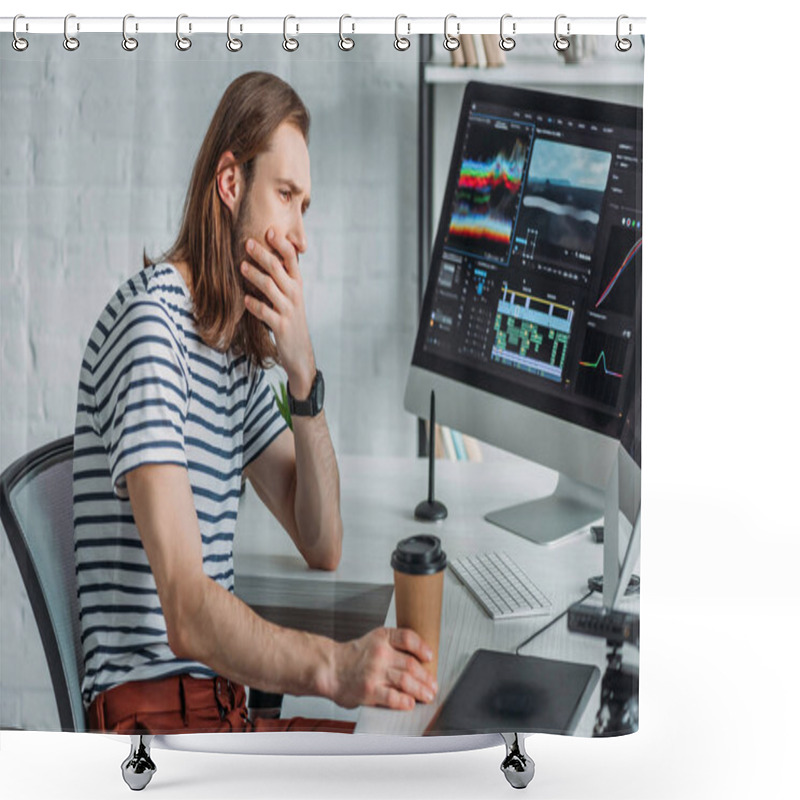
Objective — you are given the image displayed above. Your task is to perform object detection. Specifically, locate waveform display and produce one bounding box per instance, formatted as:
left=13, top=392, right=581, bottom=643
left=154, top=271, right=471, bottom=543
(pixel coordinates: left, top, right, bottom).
left=446, top=122, right=532, bottom=262
left=596, top=238, right=641, bottom=308
left=594, top=226, right=641, bottom=316
left=578, top=350, right=623, bottom=379
left=575, top=328, right=629, bottom=409
left=490, top=285, right=573, bottom=383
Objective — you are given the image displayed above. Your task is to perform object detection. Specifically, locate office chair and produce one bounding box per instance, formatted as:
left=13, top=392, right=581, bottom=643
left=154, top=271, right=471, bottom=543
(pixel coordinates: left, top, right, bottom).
left=0, top=436, right=156, bottom=790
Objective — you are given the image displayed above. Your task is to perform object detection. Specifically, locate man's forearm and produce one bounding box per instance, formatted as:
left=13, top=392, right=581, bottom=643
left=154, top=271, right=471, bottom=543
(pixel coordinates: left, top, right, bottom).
left=174, top=573, right=335, bottom=697
left=176, top=575, right=437, bottom=712
left=291, top=409, right=343, bottom=570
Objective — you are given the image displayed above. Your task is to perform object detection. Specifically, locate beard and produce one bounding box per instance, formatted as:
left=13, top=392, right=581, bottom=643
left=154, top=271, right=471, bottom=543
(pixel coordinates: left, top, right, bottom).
left=232, top=189, right=273, bottom=309
left=230, top=189, right=280, bottom=362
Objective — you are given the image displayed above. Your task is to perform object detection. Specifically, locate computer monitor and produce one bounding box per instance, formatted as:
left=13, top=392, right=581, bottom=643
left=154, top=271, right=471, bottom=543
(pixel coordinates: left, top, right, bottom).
left=405, top=82, right=642, bottom=545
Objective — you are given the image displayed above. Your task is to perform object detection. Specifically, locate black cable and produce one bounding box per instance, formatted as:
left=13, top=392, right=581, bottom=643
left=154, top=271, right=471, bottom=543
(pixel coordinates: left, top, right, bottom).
left=514, top=589, right=595, bottom=655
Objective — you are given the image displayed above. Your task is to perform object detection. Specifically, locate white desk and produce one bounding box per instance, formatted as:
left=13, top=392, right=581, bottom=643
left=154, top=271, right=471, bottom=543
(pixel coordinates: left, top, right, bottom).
left=233, top=455, right=639, bottom=739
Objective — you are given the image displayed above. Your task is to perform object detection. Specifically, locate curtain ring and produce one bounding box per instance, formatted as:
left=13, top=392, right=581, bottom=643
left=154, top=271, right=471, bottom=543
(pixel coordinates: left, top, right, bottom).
left=226, top=15, right=243, bottom=51
left=339, top=15, right=355, bottom=51
left=175, top=14, right=192, bottom=51
left=394, top=14, right=411, bottom=51
left=499, top=14, right=516, bottom=51
left=283, top=16, right=299, bottom=51
left=553, top=14, right=569, bottom=51
left=443, top=14, right=460, bottom=51
left=615, top=15, right=632, bottom=52
left=12, top=15, right=29, bottom=52
left=63, top=13, right=80, bottom=51
left=122, top=14, right=138, bottom=51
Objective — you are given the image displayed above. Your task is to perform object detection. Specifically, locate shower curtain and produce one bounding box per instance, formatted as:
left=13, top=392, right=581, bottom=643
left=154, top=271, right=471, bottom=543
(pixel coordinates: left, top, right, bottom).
left=0, top=16, right=643, bottom=793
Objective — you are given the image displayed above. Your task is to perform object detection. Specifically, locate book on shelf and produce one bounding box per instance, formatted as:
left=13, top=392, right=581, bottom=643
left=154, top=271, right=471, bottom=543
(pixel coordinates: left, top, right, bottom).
left=462, top=434, right=484, bottom=463
left=481, top=34, right=507, bottom=68
left=450, top=429, right=467, bottom=461
left=449, top=37, right=466, bottom=67
left=473, top=34, right=487, bottom=68
left=448, top=35, right=506, bottom=69
left=439, top=425, right=458, bottom=461
left=425, top=421, right=484, bottom=462
left=460, top=34, right=478, bottom=67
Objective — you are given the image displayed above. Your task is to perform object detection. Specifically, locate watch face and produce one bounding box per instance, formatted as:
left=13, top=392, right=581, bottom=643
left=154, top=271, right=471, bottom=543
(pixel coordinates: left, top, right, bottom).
left=313, top=371, right=325, bottom=409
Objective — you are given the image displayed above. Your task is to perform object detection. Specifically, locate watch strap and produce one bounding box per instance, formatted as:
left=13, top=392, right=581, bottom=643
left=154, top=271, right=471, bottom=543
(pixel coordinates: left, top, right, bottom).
left=287, top=369, right=323, bottom=417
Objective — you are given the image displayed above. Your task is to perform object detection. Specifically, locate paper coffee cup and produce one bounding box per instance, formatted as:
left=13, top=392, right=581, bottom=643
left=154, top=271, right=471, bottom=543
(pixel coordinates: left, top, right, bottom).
left=391, top=535, right=447, bottom=677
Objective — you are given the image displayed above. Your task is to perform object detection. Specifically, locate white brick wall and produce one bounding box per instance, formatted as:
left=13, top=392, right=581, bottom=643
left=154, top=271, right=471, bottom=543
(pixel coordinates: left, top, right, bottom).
left=1, top=34, right=419, bottom=731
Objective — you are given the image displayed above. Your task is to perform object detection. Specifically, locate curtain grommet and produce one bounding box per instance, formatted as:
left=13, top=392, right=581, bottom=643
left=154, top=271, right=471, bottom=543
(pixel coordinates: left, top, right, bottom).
left=554, top=14, right=570, bottom=52
left=615, top=15, right=633, bottom=52
left=12, top=14, right=29, bottom=52
left=339, top=14, right=355, bottom=51
left=122, top=14, right=138, bottom=52
left=282, top=15, right=299, bottom=51
left=394, top=14, right=411, bottom=51
left=226, top=15, right=243, bottom=52
left=175, top=14, right=192, bottom=51
left=63, top=13, right=80, bottom=51
left=500, top=14, right=516, bottom=51
left=443, top=14, right=460, bottom=52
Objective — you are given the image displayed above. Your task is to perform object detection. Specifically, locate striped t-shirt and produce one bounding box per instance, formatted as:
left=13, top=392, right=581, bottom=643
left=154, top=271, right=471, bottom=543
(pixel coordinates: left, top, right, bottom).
left=72, top=263, right=286, bottom=707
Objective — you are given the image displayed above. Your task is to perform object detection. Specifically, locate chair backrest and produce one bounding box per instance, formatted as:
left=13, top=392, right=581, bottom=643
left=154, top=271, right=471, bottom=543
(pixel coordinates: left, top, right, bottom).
left=0, top=436, right=85, bottom=731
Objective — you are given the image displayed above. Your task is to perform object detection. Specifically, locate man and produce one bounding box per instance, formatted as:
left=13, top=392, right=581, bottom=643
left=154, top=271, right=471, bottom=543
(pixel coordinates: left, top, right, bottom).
left=73, top=72, right=437, bottom=735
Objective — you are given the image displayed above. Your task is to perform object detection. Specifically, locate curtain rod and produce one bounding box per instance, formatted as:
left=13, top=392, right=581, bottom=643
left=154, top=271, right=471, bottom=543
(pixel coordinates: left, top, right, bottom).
left=1, top=15, right=646, bottom=37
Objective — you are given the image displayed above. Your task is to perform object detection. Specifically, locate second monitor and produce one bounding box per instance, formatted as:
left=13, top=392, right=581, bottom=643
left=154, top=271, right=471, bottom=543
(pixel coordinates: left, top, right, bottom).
left=405, top=82, right=642, bottom=545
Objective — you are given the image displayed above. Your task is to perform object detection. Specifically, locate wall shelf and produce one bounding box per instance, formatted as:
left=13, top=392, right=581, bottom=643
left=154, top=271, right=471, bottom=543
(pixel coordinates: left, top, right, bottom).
left=424, top=60, right=645, bottom=86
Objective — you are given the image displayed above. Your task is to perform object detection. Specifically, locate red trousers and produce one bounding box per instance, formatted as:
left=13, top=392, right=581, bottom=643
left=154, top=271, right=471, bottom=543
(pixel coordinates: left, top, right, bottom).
left=88, top=674, right=355, bottom=735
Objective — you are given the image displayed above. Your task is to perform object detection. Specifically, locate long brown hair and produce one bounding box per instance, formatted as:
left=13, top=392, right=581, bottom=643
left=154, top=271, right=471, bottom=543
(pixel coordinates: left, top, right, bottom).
left=149, top=72, right=310, bottom=368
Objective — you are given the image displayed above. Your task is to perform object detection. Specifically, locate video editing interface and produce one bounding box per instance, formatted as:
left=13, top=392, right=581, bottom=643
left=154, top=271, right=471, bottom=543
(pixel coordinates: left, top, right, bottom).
left=417, top=93, right=642, bottom=433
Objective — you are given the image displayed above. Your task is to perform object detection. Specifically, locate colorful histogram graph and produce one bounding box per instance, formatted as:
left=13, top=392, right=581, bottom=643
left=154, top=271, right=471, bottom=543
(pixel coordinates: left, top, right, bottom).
left=448, top=212, right=515, bottom=245
left=448, top=136, right=528, bottom=258
left=456, top=148, right=525, bottom=194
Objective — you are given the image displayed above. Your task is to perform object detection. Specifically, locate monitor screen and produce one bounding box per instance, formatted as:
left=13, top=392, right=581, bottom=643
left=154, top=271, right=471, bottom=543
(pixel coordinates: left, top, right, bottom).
left=410, top=83, right=642, bottom=445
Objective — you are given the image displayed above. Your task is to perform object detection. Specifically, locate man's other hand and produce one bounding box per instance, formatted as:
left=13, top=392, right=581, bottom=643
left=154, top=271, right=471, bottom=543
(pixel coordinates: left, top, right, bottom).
left=327, top=627, right=438, bottom=711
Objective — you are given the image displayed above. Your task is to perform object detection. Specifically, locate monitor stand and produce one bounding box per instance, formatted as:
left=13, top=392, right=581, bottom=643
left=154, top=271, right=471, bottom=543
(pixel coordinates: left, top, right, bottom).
left=485, top=474, right=603, bottom=546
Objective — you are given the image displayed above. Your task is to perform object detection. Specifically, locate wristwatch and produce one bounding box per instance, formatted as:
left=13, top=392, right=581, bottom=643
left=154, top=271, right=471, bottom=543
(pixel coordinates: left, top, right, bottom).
left=287, top=369, right=325, bottom=417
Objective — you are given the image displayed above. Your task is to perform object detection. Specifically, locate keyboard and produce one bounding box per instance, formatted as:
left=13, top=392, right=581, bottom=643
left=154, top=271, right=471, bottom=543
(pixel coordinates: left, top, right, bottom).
left=449, top=551, right=553, bottom=621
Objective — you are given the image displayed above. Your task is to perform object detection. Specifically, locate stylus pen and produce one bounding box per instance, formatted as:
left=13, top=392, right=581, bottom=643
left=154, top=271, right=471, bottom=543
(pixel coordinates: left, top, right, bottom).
left=428, top=391, right=436, bottom=502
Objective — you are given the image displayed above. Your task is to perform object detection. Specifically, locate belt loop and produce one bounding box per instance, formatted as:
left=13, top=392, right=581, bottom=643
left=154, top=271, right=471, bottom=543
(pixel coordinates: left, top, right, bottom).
left=214, top=677, right=238, bottom=714
left=214, top=676, right=225, bottom=718
left=179, top=674, right=188, bottom=726
left=93, top=692, right=106, bottom=730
